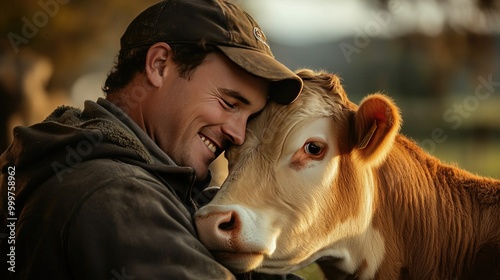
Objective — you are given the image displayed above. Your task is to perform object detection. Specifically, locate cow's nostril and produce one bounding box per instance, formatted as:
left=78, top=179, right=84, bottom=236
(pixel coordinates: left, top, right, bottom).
left=218, top=213, right=236, bottom=231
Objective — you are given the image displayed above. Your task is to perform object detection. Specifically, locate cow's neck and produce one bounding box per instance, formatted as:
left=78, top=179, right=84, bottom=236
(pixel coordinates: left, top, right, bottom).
left=315, top=154, right=392, bottom=279
left=315, top=221, right=386, bottom=279
left=370, top=135, right=500, bottom=279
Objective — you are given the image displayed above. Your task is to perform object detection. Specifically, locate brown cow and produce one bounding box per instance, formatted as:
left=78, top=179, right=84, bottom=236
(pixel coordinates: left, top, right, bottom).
left=194, top=69, right=500, bottom=279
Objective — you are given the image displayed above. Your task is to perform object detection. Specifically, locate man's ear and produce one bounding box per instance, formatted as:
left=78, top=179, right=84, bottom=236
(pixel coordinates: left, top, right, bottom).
left=145, top=42, right=172, bottom=88
left=352, top=93, right=401, bottom=166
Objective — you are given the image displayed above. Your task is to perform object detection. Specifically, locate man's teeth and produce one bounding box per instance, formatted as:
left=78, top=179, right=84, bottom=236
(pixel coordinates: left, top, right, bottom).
left=200, top=135, right=217, bottom=153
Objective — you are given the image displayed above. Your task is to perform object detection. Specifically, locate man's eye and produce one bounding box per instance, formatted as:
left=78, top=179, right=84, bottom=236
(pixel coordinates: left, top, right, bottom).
left=304, top=142, right=322, bottom=155
left=222, top=99, right=235, bottom=109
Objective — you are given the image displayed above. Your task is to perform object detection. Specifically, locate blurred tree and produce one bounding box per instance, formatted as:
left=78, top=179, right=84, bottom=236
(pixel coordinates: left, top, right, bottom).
left=369, top=0, right=499, bottom=99
left=1, top=0, right=158, bottom=91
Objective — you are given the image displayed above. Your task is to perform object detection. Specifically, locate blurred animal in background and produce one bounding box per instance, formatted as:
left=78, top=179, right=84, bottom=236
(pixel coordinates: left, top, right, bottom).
left=195, top=69, right=500, bottom=279
left=0, top=41, right=69, bottom=152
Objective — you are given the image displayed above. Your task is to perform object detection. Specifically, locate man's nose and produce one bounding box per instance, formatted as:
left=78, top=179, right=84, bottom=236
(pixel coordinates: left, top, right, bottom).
left=222, top=116, right=246, bottom=145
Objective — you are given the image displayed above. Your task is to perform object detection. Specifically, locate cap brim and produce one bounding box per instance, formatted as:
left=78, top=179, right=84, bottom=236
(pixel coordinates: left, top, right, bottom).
left=217, top=46, right=303, bottom=105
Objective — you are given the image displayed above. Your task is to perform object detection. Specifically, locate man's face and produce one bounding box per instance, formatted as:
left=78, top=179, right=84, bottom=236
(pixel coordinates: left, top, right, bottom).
left=145, top=52, right=269, bottom=181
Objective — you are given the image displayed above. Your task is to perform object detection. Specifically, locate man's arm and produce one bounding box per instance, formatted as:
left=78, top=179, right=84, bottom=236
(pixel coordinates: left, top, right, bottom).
left=65, top=175, right=235, bottom=279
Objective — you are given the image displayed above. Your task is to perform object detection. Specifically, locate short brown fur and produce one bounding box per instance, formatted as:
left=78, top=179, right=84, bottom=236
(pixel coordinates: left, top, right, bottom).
left=296, top=69, right=500, bottom=279
left=207, top=69, right=500, bottom=279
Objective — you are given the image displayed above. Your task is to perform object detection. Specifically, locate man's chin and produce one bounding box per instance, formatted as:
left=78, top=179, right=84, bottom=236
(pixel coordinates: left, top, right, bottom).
left=193, top=166, right=211, bottom=184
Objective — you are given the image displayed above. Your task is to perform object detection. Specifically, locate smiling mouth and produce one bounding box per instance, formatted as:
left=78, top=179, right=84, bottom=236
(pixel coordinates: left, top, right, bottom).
left=199, top=134, right=218, bottom=154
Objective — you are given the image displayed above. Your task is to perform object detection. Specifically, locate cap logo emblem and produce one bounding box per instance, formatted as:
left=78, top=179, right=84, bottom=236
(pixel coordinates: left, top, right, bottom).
left=253, top=27, right=270, bottom=49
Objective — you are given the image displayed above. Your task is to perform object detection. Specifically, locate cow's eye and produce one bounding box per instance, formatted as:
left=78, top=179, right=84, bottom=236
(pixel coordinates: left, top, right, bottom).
left=304, top=142, right=323, bottom=155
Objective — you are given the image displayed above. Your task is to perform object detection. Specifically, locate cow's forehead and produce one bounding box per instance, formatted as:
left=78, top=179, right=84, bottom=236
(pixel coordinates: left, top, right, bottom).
left=226, top=80, right=348, bottom=167
left=249, top=89, right=344, bottom=143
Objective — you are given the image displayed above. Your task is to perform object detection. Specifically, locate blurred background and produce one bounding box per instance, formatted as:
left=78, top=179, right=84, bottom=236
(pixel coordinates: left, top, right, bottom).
left=242, top=0, right=500, bottom=180
left=2, top=0, right=499, bottom=177
left=1, top=0, right=498, bottom=279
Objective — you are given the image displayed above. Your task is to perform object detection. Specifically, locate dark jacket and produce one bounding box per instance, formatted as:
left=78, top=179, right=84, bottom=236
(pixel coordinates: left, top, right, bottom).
left=0, top=98, right=236, bottom=279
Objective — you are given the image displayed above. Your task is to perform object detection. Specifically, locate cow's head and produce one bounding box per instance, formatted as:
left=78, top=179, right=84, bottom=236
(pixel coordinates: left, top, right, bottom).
left=194, top=69, right=401, bottom=275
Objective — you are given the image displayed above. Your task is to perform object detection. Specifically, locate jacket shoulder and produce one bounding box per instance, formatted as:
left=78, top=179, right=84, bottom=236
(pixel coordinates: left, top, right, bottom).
left=16, top=159, right=234, bottom=279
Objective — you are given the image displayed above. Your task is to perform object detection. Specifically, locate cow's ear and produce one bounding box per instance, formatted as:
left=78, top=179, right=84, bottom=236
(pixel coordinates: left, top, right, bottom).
left=352, top=93, right=401, bottom=166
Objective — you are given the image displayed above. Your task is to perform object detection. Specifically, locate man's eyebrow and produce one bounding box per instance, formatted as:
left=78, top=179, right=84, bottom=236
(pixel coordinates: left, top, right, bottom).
left=220, top=88, right=251, bottom=105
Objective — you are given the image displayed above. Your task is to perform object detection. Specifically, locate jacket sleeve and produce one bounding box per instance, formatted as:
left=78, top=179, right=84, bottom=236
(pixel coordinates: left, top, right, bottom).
left=64, top=174, right=235, bottom=280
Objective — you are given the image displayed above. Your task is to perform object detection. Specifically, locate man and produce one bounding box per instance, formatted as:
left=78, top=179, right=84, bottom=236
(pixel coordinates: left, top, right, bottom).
left=0, top=0, right=303, bottom=279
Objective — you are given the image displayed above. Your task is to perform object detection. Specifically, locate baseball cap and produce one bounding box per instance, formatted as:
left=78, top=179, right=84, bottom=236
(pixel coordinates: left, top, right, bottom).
left=120, top=0, right=303, bottom=104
